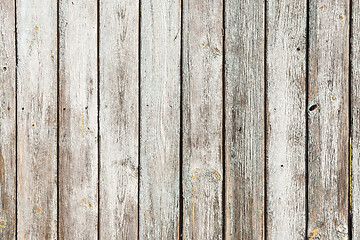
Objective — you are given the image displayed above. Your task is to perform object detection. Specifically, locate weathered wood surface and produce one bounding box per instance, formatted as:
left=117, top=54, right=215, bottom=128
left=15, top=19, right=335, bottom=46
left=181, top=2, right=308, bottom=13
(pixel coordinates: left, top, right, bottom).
left=308, top=0, right=350, bottom=239
left=139, top=0, right=181, bottom=238
left=351, top=0, right=360, bottom=238
left=0, top=0, right=16, bottom=238
left=182, top=0, right=223, bottom=238
left=266, top=0, right=307, bottom=239
left=99, top=0, right=139, bottom=238
left=17, top=0, right=58, bottom=238
left=0, top=0, right=357, bottom=239
left=58, top=0, right=98, bottom=238
left=224, top=0, right=265, bottom=239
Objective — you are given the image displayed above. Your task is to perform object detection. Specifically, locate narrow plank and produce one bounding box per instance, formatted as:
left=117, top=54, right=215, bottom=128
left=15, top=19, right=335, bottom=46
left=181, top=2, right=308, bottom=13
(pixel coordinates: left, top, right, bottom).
left=182, top=0, right=223, bottom=238
left=16, top=0, right=58, bottom=238
left=58, top=0, right=98, bottom=238
left=308, top=0, right=349, bottom=238
left=99, top=0, right=139, bottom=238
left=350, top=0, right=359, bottom=237
left=266, top=0, right=307, bottom=239
left=224, top=0, right=265, bottom=238
left=0, top=0, right=16, bottom=238
left=139, top=0, right=181, bottom=238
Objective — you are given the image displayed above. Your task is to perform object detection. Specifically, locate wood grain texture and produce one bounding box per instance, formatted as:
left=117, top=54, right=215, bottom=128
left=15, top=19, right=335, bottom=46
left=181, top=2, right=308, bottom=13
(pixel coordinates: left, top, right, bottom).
left=16, top=0, right=58, bottom=238
left=99, top=0, right=139, bottom=238
left=0, top=0, right=16, bottom=238
left=58, top=0, right=98, bottom=238
left=351, top=0, right=359, bottom=238
left=182, top=0, right=223, bottom=238
left=224, top=0, right=265, bottom=238
left=308, top=0, right=349, bottom=238
left=139, top=0, right=181, bottom=238
left=266, top=0, right=307, bottom=239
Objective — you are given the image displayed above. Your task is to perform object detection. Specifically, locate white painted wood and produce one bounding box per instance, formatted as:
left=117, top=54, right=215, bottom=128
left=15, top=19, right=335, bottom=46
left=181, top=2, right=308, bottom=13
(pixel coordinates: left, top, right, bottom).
left=266, top=1, right=307, bottom=239
left=139, top=0, right=181, bottom=238
left=182, top=0, right=223, bottom=238
left=58, top=0, right=98, bottom=238
left=99, top=0, right=139, bottom=238
left=16, top=0, right=58, bottom=238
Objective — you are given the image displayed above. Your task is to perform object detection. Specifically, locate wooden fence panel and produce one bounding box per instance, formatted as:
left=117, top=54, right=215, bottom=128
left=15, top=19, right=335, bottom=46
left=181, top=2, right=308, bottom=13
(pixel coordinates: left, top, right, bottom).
left=266, top=0, right=307, bottom=239
left=99, top=0, right=139, bottom=238
left=182, top=0, right=223, bottom=238
left=139, top=0, right=181, bottom=239
left=0, top=0, right=16, bottom=238
left=58, top=0, right=98, bottom=238
left=0, top=0, right=358, bottom=239
left=224, top=0, right=265, bottom=239
left=17, top=0, right=58, bottom=238
left=308, top=0, right=350, bottom=238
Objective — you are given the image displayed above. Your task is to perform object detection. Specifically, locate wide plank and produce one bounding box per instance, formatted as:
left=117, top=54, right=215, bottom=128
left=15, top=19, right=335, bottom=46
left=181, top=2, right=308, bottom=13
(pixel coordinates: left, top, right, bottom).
left=0, top=0, right=16, bottom=238
left=99, top=0, right=139, bottom=238
left=308, top=0, right=349, bottom=238
left=17, top=0, right=58, bottom=238
left=266, top=0, right=307, bottom=239
left=182, top=0, right=223, bottom=238
left=58, top=0, right=98, bottom=238
left=224, top=0, right=265, bottom=238
left=139, top=0, right=181, bottom=238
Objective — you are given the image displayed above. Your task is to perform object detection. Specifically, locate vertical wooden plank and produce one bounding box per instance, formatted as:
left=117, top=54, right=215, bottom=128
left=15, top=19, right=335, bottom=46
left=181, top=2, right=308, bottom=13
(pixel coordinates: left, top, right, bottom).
left=58, top=0, right=98, bottom=238
left=99, top=0, right=139, bottom=238
left=308, top=0, right=349, bottom=238
left=17, top=0, right=58, bottom=238
left=266, top=0, right=307, bottom=239
left=224, top=0, right=265, bottom=238
left=352, top=0, right=360, bottom=237
left=0, top=0, right=16, bottom=238
left=139, top=0, right=181, bottom=238
left=182, top=0, right=223, bottom=238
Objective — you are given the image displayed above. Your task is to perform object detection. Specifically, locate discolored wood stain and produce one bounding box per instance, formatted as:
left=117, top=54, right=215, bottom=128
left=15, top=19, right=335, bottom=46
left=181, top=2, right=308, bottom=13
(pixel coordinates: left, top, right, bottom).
left=99, top=0, right=139, bottom=238
left=0, top=0, right=16, bottom=238
left=182, top=0, right=223, bottom=238
left=224, top=0, right=265, bottom=238
left=307, top=0, right=350, bottom=238
left=58, top=0, right=98, bottom=238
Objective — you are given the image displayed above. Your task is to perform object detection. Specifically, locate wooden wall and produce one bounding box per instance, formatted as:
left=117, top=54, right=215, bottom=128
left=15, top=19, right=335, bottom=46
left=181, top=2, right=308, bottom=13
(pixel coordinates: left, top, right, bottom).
left=0, top=0, right=357, bottom=239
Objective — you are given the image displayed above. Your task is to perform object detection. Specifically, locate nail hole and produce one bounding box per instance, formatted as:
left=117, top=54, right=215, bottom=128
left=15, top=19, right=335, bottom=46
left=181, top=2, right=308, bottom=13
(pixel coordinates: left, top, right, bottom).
left=63, top=107, right=66, bottom=110
left=238, top=127, right=242, bottom=132
left=2, top=67, right=6, bottom=71
left=309, top=104, right=319, bottom=111
left=297, top=47, right=300, bottom=51
left=281, top=165, right=284, bottom=168
left=22, top=107, right=24, bottom=110
left=85, top=106, right=88, bottom=110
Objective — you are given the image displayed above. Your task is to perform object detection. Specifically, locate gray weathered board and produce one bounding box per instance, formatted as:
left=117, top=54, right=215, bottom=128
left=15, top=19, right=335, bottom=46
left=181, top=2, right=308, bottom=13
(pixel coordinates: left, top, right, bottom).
left=0, top=0, right=356, bottom=239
